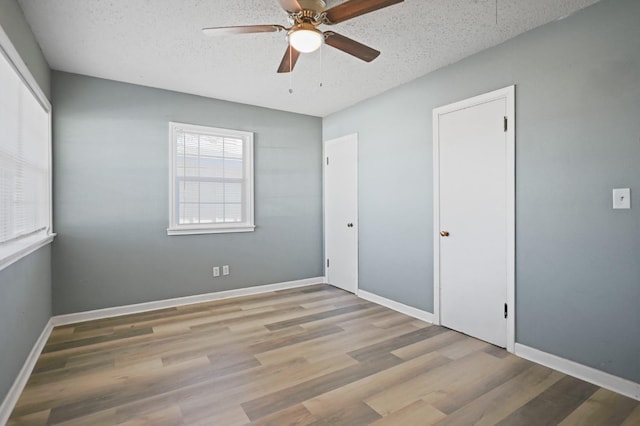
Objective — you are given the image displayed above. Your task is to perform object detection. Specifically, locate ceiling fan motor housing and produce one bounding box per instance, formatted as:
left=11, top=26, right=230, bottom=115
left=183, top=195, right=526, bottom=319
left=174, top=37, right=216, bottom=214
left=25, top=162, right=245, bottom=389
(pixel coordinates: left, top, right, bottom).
left=297, top=0, right=327, bottom=13
left=288, top=8, right=325, bottom=26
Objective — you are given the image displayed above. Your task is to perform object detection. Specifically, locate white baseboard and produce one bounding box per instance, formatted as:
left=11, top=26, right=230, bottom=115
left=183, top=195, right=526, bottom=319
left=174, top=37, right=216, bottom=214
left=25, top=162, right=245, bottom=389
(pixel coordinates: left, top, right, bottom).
left=0, top=319, right=54, bottom=424
left=357, top=289, right=434, bottom=323
left=515, top=343, right=640, bottom=401
left=52, top=277, right=326, bottom=326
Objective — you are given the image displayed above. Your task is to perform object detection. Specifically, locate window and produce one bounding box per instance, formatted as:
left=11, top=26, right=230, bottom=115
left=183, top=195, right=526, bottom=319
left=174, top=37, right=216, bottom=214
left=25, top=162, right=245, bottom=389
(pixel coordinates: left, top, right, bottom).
left=0, top=34, right=53, bottom=270
left=168, top=122, right=254, bottom=235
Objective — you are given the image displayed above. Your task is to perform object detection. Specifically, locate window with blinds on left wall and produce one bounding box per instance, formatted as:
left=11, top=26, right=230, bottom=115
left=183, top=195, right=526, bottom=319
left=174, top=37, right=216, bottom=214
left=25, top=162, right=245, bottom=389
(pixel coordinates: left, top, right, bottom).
left=0, top=38, right=53, bottom=270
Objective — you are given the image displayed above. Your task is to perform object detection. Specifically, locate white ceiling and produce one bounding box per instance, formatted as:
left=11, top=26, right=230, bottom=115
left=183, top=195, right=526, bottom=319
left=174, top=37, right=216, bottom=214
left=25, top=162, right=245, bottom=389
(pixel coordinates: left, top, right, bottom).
left=19, top=0, right=599, bottom=117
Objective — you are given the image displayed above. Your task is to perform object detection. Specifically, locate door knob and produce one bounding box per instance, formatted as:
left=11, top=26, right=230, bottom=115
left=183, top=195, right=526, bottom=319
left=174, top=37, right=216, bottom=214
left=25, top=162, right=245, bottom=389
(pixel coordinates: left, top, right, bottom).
left=347, top=223, right=354, bottom=228
left=440, top=231, right=450, bottom=237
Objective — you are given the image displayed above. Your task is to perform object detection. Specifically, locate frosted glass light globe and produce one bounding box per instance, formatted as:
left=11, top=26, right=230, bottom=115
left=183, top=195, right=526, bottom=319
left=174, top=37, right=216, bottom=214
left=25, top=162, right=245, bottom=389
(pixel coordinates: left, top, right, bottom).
left=289, top=28, right=323, bottom=53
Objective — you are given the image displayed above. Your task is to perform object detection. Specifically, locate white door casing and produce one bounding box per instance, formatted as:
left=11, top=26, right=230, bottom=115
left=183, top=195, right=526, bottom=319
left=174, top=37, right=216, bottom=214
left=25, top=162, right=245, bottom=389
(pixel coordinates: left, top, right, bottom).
left=324, top=134, right=358, bottom=293
left=433, top=86, right=515, bottom=351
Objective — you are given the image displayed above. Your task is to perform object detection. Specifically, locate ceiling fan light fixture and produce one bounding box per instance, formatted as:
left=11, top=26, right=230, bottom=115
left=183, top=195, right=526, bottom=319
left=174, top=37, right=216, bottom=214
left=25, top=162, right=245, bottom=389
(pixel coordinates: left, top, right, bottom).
left=289, top=26, right=323, bottom=53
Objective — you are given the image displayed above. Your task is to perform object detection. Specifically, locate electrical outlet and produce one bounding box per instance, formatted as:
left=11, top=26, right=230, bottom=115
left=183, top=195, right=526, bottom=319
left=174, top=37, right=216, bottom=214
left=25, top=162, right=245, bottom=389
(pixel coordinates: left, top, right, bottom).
left=213, top=266, right=220, bottom=277
left=222, top=265, right=230, bottom=276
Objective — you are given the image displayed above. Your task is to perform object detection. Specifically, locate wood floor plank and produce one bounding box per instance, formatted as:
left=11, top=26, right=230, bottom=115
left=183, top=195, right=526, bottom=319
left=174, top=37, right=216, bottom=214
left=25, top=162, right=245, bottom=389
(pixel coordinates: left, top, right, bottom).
left=254, top=320, right=423, bottom=366
left=71, top=307, right=182, bottom=332
left=495, top=375, right=599, bottom=425
left=26, top=355, right=114, bottom=387
left=433, top=363, right=565, bottom=425
left=5, top=409, right=50, bottom=426
left=348, top=325, right=449, bottom=362
left=242, top=353, right=403, bottom=421
left=118, top=404, right=183, bottom=426
left=11, top=357, right=164, bottom=418
left=558, top=388, right=639, bottom=425
left=30, top=356, right=67, bottom=374
left=117, top=403, right=183, bottom=426
left=431, top=354, right=531, bottom=414
left=306, top=401, right=382, bottom=425
left=178, top=355, right=359, bottom=423
left=484, top=344, right=511, bottom=359
left=7, top=284, right=638, bottom=425
left=435, top=335, right=491, bottom=360
left=622, top=404, right=640, bottom=425
left=249, top=324, right=344, bottom=354
left=181, top=403, right=250, bottom=426
left=48, top=407, right=116, bottom=426
left=364, top=351, right=505, bottom=416
left=369, top=399, right=446, bottom=425
left=247, top=404, right=317, bottom=426
left=42, top=326, right=153, bottom=354
left=264, top=303, right=375, bottom=330
left=391, top=329, right=465, bottom=360
left=303, top=351, right=451, bottom=417
left=28, top=357, right=208, bottom=423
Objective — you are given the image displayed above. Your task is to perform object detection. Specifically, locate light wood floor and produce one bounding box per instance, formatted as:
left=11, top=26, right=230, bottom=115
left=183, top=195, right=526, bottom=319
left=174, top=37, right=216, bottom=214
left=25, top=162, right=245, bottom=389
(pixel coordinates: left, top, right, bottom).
left=8, top=284, right=640, bottom=425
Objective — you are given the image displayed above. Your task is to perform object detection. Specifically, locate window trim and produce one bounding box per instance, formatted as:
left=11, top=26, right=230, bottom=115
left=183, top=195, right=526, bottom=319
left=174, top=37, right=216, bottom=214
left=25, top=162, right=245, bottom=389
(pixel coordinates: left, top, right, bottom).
left=167, top=122, right=255, bottom=235
left=0, top=25, right=54, bottom=272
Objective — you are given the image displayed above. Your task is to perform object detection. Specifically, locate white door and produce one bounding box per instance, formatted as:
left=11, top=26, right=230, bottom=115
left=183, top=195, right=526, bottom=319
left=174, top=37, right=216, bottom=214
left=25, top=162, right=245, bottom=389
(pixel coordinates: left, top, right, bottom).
left=324, top=134, right=358, bottom=293
left=434, top=87, right=515, bottom=349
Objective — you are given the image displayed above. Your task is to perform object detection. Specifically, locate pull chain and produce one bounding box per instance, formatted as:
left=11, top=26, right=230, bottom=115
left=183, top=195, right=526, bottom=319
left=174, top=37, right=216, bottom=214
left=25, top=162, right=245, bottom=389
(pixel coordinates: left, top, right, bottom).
left=319, top=43, right=323, bottom=88
left=288, top=44, right=293, bottom=94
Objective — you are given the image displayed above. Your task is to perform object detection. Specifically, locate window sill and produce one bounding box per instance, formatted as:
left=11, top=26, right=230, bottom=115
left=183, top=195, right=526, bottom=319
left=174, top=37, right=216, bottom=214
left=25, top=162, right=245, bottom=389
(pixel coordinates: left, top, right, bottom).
left=0, top=233, right=56, bottom=272
left=167, top=225, right=255, bottom=236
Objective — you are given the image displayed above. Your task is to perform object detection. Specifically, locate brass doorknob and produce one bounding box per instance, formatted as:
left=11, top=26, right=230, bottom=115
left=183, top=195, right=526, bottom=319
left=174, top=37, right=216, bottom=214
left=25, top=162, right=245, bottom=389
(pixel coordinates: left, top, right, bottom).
left=440, top=231, right=450, bottom=237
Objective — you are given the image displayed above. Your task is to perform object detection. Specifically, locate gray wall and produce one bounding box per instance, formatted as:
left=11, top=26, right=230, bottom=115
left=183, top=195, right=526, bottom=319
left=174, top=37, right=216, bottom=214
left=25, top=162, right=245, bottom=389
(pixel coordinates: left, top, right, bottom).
left=52, top=71, right=323, bottom=315
left=324, top=0, right=640, bottom=383
left=0, top=248, right=52, bottom=401
left=0, top=0, right=52, bottom=402
left=0, top=0, right=49, bottom=97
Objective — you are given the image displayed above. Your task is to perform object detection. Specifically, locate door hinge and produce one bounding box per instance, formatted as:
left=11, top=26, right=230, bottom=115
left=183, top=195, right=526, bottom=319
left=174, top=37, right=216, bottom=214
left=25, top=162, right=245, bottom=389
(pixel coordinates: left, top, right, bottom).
left=504, top=303, right=508, bottom=319
left=326, top=258, right=330, bottom=268
left=326, top=157, right=329, bottom=166
left=503, top=116, right=508, bottom=132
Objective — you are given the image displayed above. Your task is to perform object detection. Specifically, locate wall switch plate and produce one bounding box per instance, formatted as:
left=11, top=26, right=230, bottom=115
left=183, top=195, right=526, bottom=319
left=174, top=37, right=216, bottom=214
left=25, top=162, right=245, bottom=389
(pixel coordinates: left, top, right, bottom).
left=613, top=188, right=631, bottom=209
left=222, top=265, right=230, bottom=276
left=213, top=266, right=220, bottom=277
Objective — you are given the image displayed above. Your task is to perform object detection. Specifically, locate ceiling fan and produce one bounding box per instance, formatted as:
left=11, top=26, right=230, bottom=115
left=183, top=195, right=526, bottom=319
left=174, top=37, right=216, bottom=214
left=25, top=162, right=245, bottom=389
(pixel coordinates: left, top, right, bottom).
left=202, top=0, right=404, bottom=73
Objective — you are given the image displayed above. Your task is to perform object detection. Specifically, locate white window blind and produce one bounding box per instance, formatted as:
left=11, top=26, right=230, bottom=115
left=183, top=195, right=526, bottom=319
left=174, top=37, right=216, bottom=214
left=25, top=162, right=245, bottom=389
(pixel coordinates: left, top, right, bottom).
left=0, top=43, right=52, bottom=269
left=168, top=122, right=254, bottom=235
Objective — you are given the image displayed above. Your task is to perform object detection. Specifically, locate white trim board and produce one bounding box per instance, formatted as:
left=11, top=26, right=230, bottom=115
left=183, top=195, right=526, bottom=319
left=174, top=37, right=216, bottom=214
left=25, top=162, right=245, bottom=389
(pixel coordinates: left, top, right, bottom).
left=358, top=290, right=434, bottom=324
left=52, top=277, right=326, bottom=326
left=0, top=319, right=53, bottom=425
left=515, top=343, right=640, bottom=402
left=0, top=234, right=55, bottom=273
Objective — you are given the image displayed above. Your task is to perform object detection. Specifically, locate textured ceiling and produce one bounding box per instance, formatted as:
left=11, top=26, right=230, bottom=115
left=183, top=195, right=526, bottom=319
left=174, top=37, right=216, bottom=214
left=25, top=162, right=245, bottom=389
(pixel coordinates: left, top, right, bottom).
left=19, top=0, right=599, bottom=117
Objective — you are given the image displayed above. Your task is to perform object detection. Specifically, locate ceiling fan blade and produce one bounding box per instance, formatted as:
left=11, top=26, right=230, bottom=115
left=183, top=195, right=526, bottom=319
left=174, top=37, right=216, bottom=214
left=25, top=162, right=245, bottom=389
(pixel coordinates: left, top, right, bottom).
left=323, top=32, right=380, bottom=62
left=202, top=25, right=286, bottom=36
left=324, top=0, right=404, bottom=24
left=277, top=0, right=303, bottom=12
left=277, top=46, right=301, bottom=73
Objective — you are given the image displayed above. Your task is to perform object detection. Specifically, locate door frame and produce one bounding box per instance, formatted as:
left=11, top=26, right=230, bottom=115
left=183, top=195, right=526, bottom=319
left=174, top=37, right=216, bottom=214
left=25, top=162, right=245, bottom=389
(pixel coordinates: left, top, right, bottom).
left=323, top=133, right=359, bottom=292
left=432, top=86, right=515, bottom=352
